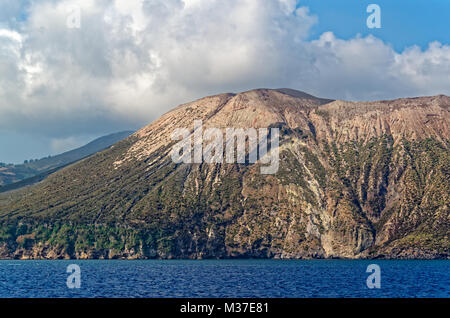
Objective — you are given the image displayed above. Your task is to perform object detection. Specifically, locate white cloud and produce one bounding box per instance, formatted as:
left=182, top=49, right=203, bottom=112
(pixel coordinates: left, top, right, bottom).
left=304, top=33, right=450, bottom=100
left=0, top=29, right=22, bottom=43
left=0, top=0, right=449, bottom=145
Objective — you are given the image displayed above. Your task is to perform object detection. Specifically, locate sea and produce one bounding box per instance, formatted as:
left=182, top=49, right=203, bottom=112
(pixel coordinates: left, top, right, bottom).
left=0, top=259, right=448, bottom=298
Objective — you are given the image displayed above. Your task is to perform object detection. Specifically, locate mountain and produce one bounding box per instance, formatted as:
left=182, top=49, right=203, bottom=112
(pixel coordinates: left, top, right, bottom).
left=0, top=89, right=448, bottom=259
left=0, top=131, right=134, bottom=190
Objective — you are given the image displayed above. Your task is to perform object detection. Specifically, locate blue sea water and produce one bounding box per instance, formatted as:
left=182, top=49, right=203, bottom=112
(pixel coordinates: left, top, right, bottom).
left=0, top=260, right=448, bottom=298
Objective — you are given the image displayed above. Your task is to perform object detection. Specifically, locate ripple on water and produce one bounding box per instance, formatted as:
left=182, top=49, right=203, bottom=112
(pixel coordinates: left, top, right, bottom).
left=0, top=260, right=448, bottom=298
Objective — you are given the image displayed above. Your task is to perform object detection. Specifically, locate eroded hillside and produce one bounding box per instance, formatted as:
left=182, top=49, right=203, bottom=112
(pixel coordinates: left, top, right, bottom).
left=0, top=89, right=448, bottom=259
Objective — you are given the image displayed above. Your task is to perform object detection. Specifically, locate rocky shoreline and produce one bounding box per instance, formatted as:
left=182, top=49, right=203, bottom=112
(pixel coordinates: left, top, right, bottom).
left=1, top=242, right=447, bottom=260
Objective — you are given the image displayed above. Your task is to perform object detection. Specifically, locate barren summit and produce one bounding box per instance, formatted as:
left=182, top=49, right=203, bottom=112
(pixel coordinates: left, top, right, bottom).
left=0, top=89, right=448, bottom=259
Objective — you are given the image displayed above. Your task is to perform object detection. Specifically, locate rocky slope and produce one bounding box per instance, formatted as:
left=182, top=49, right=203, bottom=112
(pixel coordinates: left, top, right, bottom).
left=0, top=89, right=448, bottom=259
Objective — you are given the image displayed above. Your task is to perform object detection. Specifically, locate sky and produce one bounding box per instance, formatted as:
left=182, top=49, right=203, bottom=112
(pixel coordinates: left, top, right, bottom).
left=0, top=0, right=449, bottom=163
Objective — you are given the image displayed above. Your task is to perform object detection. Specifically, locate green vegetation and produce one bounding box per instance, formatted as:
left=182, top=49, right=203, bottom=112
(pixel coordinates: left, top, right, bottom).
left=0, top=128, right=448, bottom=259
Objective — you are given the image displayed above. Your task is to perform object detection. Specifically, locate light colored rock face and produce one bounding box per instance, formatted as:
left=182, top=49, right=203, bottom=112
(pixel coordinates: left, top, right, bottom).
left=116, top=93, right=236, bottom=164
left=0, top=88, right=448, bottom=259
left=116, top=89, right=329, bottom=166
left=119, top=90, right=449, bottom=166
left=311, top=96, right=450, bottom=144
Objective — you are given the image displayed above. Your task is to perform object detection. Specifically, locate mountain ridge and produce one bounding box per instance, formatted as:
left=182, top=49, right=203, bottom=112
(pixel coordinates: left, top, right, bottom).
left=0, top=131, right=134, bottom=189
left=0, top=89, right=448, bottom=260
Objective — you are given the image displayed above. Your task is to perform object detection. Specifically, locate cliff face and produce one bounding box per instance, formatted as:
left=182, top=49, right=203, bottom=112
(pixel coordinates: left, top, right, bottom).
left=0, top=89, right=448, bottom=259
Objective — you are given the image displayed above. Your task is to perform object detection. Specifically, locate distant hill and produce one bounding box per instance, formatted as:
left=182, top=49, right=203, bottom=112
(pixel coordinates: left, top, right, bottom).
left=0, top=131, right=134, bottom=189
